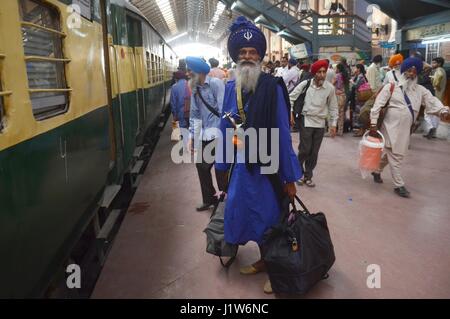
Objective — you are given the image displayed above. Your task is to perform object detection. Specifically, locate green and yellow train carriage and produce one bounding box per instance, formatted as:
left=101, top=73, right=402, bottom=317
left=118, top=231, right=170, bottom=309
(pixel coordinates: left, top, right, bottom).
left=0, top=0, right=177, bottom=297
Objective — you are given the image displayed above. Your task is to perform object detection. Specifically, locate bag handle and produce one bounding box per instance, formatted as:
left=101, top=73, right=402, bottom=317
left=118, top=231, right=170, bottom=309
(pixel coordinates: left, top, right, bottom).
left=380, top=82, right=395, bottom=110
left=292, top=195, right=311, bottom=215
left=219, top=255, right=236, bottom=268
left=277, top=195, right=312, bottom=225
left=196, top=87, right=221, bottom=118
left=402, top=91, right=415, bottom=122
left=393, top=70, right=399, bottom=83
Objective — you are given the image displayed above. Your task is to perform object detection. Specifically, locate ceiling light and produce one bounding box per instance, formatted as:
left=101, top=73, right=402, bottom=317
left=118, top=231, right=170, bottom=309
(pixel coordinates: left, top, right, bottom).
left=231, top=2, right=237, bottom=10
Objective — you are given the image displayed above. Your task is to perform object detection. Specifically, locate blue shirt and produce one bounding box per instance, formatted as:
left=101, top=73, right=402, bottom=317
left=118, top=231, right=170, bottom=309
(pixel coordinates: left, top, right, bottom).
left=170, top=79, right=191, bottom=128
left=190, top=76, right=225, bottom=142
left=170, top=79, right=188, bottom=117
left=215, top=80, right=302, bottom=245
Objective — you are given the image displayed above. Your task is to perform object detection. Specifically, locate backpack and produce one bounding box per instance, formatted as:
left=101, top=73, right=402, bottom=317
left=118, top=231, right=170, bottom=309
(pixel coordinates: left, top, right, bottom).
left=292, top=79, right=312, bottom=116
left=358, top=82, right=395, bottom=129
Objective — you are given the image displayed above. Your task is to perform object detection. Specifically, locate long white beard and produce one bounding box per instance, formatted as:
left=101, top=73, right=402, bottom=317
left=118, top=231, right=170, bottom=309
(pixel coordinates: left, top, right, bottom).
left=236, top=61, right=262, bottom=93
left=189, top=73, right=200, bottom=91
left=399, top=73, right=418, bottom=91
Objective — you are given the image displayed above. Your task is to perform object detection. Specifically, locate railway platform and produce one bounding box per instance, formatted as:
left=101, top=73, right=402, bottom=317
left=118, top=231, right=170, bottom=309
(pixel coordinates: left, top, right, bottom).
left=92, top=124, right=450, bottom=299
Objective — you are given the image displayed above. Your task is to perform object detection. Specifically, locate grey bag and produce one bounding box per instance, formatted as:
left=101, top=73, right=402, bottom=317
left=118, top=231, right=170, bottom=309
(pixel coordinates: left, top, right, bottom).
left=203, top=198, right=238, bottom=267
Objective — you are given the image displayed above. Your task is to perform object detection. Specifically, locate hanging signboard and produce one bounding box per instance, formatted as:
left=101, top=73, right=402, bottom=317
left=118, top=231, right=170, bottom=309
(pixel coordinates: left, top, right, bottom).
left=319, top=51, right=369, bottom=65
left=406, top=22, right=450, bottom=41
left=379, top=41, right=396, bottom=49
left=289, top=43, right=309, bottom=59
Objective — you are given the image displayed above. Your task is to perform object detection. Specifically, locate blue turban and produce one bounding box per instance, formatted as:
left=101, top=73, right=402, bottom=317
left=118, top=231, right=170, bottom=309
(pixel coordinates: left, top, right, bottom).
left=185, top=56, right=210, bottom=74
left=401, top=57, right=423, bottom=74
left=227, top=16, right=267, bottom=63
left=289, top=58, right=298, bottom=65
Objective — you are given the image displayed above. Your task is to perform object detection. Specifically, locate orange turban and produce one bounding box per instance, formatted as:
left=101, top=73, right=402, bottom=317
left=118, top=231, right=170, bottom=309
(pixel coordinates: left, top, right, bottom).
left=389, top=54, right=404, bottom=68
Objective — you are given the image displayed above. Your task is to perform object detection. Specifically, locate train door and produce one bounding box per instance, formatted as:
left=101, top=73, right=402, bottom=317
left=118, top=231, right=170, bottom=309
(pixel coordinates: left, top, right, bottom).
left=162, top=45, right=167, bottom=110
left=131, top=21, right=146, bottom=131
left=126, top=15, right=144, bottom=137
left=100, top=0, right=125, bottom=180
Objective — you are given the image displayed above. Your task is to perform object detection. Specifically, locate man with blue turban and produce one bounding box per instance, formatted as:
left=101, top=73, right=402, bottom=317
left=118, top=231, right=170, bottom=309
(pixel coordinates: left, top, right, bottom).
left=215, top=16, right=302, bottom=293
left=370, top=57, right=450, bottom=198
left=282, top=58, right=301, bottom=92
left=170, top=71, right=191, bottom=154
left=186, top=56, right=226, bottom=211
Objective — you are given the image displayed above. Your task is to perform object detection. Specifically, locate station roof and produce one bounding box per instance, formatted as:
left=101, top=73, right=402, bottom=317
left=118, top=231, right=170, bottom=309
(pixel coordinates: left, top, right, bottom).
left=129, top=0, right=450, bottom=49
left=129, top=0, right=240, bottom=48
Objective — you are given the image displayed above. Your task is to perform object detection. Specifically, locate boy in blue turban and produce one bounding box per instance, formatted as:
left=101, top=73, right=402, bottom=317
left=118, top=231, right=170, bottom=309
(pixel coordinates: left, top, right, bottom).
left=370, top=57, right=450, bottom=198
left=215, top=17, right=302, bottom=293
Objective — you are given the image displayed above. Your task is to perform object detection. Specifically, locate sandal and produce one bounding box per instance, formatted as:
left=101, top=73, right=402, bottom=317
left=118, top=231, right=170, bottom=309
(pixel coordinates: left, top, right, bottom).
left=240, top=260, right=266, bottom=275
left=263, top=280, right=273, bottom=294
left=239, top=265, right=261, bottom=275
left=296, top=177, right=305, bottom=186
left=305, top=179, right=315, bottom=187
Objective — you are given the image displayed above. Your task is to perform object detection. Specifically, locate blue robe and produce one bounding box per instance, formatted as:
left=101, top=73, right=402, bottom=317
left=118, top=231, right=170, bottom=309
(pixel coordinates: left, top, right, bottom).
left=215, top=80, right=302, bottom=245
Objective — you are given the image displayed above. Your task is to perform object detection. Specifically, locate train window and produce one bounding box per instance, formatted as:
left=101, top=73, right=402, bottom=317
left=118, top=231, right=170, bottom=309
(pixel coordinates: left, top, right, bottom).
left=158, top=57, right=162, bottom=82
left=165, top=61, right=169, bottom=80
left=72, top=0, right=92, bottom=21
left=156, top=55, right=159, bottom=83
left=0, top=54, right=7, bottom=132
left=146, top=51, right=151, bottom=84
left=157, top=56, right=161, bottom=82
left=19, top=0, right=70, bottom=120
left=151, top=54, right=156, bottom=84
left=0, top=81, right=4, bottom=132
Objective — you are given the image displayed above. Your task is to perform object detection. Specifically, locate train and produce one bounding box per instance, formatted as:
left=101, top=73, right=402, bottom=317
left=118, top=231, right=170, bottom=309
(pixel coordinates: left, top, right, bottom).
left=0, top=0, right=178, bottom=297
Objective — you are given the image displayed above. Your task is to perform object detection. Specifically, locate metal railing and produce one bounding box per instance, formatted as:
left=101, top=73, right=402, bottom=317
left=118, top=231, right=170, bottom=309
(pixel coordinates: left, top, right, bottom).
left=266, top=0, right=371, bottom=44
left=21, top=20, right=71, bottom=96
left=21, top=21, right=67, bottom=37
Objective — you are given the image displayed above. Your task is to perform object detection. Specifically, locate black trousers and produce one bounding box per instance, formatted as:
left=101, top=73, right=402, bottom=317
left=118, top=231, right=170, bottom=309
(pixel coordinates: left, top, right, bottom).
left=196, top=140, right=218, bottom=204
left=297, top=116, right=325, bottom=180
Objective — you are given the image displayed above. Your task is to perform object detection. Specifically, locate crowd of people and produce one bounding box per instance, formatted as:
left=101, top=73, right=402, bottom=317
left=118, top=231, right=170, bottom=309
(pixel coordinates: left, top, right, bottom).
left=169, top=15, right=450, bottom=294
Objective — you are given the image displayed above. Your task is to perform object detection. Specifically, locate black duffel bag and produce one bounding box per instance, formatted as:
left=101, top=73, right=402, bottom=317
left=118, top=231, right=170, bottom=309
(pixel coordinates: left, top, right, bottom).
left=262, top=195, right=335, bottom=294
left=203, top=195, right=238, bottom=268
